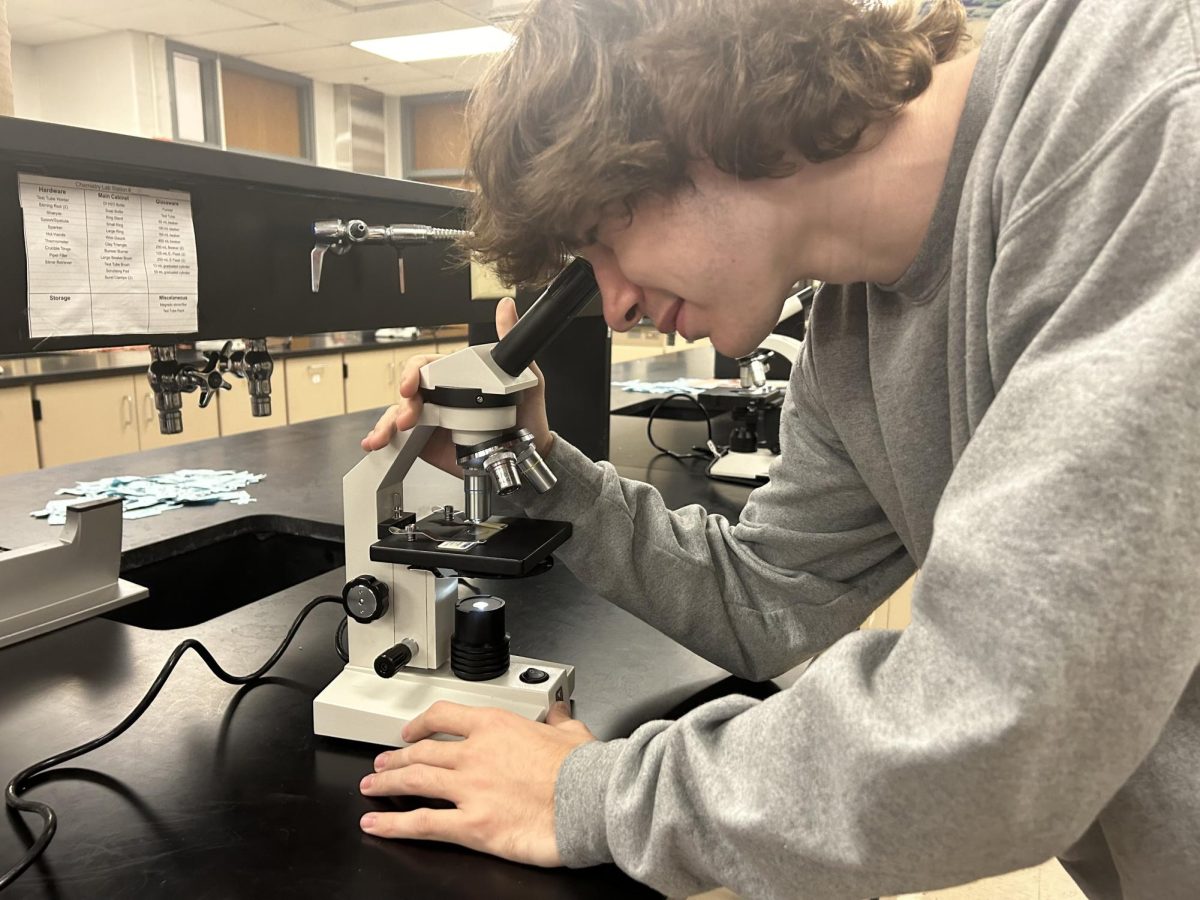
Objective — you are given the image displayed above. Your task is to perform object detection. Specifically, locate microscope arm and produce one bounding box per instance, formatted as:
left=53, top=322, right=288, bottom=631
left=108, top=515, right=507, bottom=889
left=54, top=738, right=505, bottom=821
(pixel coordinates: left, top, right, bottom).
left=757, top=332, right=803, bottom=365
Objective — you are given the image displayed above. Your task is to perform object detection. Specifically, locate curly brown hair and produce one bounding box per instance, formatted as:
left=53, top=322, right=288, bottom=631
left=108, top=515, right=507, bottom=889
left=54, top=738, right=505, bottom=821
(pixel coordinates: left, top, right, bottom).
left=466, top=0, right=968, bottom=286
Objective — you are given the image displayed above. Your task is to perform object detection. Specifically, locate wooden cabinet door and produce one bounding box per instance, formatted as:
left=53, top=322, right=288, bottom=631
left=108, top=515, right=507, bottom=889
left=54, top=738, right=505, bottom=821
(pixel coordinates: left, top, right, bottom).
left=218, top=373, right=288, bottom=436
left=0, top=385, right=40, bottom=475
left=284, top=353, right=346, bottom=424
left=35, top=375, right=139, bottom=467
left=861, top=573, right=917, bottom=631
left=136, top=384, right=221, bottom=451
left=344, top=348, right=397, bottom=414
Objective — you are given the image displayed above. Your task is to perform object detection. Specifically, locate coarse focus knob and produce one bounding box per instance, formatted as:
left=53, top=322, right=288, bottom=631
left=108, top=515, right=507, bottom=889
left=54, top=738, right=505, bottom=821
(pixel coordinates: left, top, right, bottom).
left=342, top=575, right=389, bottom=624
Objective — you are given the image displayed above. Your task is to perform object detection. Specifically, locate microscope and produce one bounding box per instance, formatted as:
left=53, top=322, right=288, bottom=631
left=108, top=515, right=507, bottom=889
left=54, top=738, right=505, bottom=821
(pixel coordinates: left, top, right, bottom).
left=704, top=291, right=807, bottom=485
left=313, top=258, right=599, bottom=747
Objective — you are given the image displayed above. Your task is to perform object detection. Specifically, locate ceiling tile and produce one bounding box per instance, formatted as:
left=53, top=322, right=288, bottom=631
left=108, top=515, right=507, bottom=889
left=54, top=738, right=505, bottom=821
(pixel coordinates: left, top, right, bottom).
left=435, top=0, right=495, bottom=20
left=212, top=0, right=348, bottom=22
left=9, top=20, right=109, bottom=45
left=410, top=54, right=493, bottom=81
left=246, top=44, right=383, bottom=71
left=373, top=76, right=464, bottom=97
left=314, top=61, right=436, bottom=85
left=289, top=3, right=481, bottom=42
left=3, top=0, right=56, bottom=29
left=14, top=0, right=159, bottom=18
left=184, top=24, right=339, bottom=56
left=75, top=0, right=271, bottom=36
left=309, top=60, right=435, bottom=85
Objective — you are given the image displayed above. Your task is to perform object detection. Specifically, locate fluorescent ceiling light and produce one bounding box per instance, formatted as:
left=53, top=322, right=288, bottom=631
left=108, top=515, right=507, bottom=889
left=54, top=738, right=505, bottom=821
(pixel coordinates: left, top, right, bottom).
left=353, top=26, right=514, bottom=63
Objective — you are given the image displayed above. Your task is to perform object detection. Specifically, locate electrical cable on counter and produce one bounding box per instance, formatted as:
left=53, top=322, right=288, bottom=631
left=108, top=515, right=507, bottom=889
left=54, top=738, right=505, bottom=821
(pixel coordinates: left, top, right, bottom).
left=645, top=392, right=722, bottom=463
left=0, top=594, right=343, bottom=892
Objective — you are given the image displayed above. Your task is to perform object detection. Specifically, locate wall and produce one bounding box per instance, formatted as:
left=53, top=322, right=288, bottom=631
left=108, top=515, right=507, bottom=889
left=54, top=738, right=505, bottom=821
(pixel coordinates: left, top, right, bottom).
left=311, top=80, right=337, bottom=168
left=12, top=32, right=152, bottom=138
left=10, top=40, right=37, bottom=120
left=10, top=32, right=363, bottom=174
left=384, top=95, right=404, bottom=179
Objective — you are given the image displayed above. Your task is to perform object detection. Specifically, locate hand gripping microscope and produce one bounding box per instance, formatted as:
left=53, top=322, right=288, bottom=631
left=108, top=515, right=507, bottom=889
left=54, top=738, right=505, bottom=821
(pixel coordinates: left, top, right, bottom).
left=314, top=259, right=599, bottom=747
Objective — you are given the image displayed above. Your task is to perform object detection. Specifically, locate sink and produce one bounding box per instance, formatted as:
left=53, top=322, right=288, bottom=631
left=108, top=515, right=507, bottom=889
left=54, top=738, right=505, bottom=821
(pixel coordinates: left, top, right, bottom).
left=108, top=515, right=345, bottom=630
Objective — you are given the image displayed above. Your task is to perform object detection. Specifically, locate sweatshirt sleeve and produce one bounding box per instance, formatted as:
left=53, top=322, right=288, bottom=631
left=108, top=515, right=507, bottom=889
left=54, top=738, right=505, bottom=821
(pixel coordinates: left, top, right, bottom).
left=523, top=332, right=915, bottom=682
left=551, top=82, right=1200, bottom=897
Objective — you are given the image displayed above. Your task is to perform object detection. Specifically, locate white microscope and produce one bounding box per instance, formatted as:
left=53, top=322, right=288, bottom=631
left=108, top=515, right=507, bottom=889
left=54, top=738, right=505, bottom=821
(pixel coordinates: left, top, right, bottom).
left=313, top=258, right=599, bottom=747
left=705, top=291, right=806, bottom=485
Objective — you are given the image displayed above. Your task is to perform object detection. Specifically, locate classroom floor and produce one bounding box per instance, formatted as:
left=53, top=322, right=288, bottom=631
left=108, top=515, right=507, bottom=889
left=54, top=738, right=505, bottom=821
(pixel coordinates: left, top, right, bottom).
left=691, top=858, right=1087, bottom=900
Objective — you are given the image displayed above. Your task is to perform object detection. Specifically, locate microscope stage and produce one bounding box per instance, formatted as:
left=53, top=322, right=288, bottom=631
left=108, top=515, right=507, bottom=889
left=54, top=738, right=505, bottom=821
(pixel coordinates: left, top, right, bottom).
left=370, top=514, right=572, bottom=577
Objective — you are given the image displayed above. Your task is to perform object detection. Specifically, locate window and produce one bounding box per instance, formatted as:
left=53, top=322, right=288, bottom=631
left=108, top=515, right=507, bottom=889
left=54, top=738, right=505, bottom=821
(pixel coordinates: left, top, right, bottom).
left=167, top=44, right=219, bottom=147
left=401, top=93, right=473, bottom=189
left=220, top=62, right=312, bottom=160
left=167, top=43, right=314, bottom=162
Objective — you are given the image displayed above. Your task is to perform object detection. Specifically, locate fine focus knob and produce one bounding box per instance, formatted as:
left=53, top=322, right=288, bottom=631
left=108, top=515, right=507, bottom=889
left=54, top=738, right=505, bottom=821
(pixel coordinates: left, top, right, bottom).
left=374, top=639, right=418, bottom=678
left=342, top=574, right=389, bottom=624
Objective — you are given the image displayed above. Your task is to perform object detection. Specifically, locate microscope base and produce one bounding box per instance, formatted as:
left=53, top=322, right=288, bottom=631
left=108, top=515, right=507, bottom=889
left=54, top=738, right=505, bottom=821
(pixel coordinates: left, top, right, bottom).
left=314, top=656, right=575, bottom=747
left=708, top=448, right=777, bottom=485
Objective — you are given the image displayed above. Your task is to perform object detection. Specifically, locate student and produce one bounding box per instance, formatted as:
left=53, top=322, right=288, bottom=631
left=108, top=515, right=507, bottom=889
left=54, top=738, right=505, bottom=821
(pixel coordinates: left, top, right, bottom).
left=358, top=1, right=1200, bottom=896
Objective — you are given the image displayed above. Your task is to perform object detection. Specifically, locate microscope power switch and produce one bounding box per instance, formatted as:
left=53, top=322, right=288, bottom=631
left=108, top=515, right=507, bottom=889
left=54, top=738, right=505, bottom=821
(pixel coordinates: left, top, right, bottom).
left=342, top=575, right=389, bottom=624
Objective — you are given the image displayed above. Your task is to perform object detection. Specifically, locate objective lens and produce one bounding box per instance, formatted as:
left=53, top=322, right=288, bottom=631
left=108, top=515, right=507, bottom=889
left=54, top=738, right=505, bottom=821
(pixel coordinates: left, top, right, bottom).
left=484, top=451, right=521, bottom=495
left=517, top=445, right=556, bottom=493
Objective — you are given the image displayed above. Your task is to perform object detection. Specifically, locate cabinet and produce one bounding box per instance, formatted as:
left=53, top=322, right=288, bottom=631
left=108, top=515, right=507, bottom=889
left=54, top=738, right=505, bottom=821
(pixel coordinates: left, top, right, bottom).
left=344, top=348, right=398, bottom=414
left=284, top=353, right=346, bottom=424
left=136, top=384, right=221, bottom=451
left=219, top=374, right=289, bottom=437
left=344, top=346, right=436, bottom=414
left=611, top=327, right=712, bottom=363
left=35, top=376, right=140, bottom=467
left=0, top=385, right=40, bottom=476
left=612, top=327, right=666, bottom=362
left=861, top=573, right=916, bottom=631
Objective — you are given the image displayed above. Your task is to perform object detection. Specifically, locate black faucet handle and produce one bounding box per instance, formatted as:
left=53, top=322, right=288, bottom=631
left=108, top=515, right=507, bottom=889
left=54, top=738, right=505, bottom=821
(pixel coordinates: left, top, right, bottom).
left=201, top=341, right=235, bottom=375
left=196, top=370, right=232, bottom=409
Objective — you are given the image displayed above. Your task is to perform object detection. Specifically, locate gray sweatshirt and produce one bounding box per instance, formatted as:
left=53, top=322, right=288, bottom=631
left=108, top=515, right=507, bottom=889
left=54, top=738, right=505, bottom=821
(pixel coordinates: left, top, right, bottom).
left=524, top=0, right=1200, bottom=897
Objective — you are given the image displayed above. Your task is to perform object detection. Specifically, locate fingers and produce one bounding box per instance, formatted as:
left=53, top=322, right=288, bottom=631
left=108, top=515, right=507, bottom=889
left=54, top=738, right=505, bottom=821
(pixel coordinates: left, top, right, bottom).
left=361, top=352, right=443, bottom=453
left=403, top=701, right=490, bottom=743
left=361, top=405, right=400, bottom=451
left=496, top=296, right=518, bottom=339
left=361, top=807, right=463, bottom=843
left=375, top=740, right=463, bottom=772
left=545, top=701, right=594, bottom=740
left=361, top=763, right=461, bottom=803
left=397, top=353, right=442, bottom=398
left=544, top=701, right=573, bottom=727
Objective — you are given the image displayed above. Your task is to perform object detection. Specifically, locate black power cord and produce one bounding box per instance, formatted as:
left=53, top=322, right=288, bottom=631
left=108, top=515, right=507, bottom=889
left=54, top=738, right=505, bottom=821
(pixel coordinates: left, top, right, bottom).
left=645, top=392, right=721, bottom=463
left=335, top=616, right=349, bottom=663
left=1, top=593, right=342, bottom=892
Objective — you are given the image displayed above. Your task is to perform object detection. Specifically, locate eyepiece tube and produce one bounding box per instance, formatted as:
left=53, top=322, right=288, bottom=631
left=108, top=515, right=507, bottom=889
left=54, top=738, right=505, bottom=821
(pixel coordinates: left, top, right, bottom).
left=489, top=257, right=600, bottom=377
